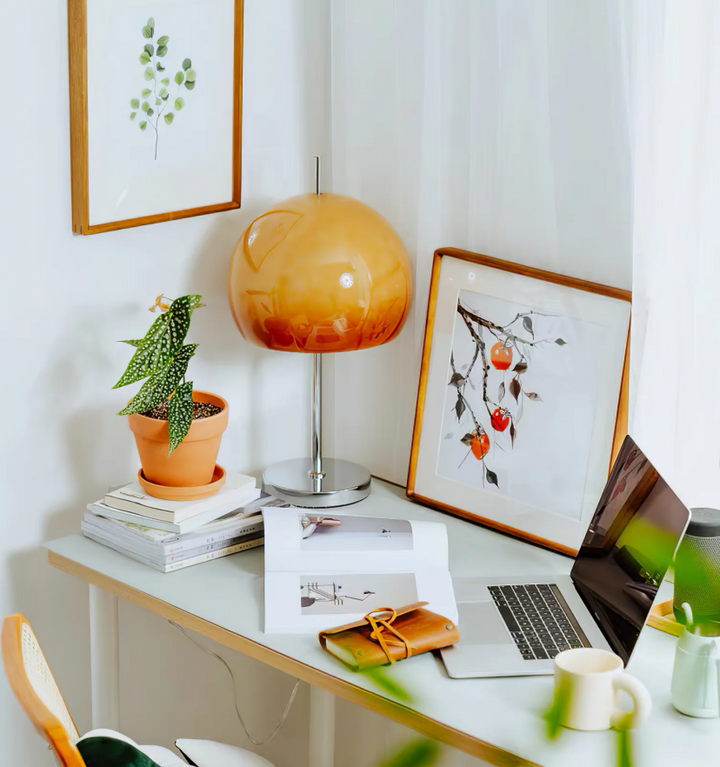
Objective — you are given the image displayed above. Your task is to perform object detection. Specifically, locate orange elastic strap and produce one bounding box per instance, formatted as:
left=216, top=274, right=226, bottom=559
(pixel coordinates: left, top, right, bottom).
left=365, top=608, right=413, bottom=664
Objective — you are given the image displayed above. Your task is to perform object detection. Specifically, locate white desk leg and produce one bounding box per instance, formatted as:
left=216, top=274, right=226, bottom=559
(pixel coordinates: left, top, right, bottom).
left=89, top=585, right=120, bottom=730
left=309, top=685, right=335, bottom=767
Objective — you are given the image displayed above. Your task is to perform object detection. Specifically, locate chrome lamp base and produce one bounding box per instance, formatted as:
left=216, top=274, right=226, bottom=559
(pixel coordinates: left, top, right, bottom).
left=263, top=458, right=371, bottom=508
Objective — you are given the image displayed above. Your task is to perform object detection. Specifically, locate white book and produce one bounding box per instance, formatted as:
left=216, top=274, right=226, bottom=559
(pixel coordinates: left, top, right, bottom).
left=81, top=519, right=264, bottom=563
left=82, top=529, right=264, bottom=573
left=262, top=509, right=457, bottom=634
left=103, top=472, right=257, bottom=523
left=88, top=485, right=261, bottom=534
left=82, top=510, right=264, bottom=553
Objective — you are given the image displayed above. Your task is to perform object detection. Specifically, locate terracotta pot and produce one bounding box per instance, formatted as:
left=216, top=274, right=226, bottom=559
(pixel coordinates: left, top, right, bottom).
left=128, top=390, right=229, bottom=490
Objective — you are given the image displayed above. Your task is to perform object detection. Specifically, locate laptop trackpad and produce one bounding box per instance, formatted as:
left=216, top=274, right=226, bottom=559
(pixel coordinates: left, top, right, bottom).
left=459, top=600, right=511, bottom=645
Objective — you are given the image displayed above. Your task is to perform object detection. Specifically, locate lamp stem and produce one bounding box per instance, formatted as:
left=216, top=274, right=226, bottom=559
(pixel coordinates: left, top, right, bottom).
left=310, top=155, right=324, bottom=487
left=310, top=353, right=324, bottom=482
left=314, top=155, right=322, bottom=196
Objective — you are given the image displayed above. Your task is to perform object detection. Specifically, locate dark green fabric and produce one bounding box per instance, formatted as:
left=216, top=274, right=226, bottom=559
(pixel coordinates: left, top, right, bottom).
left=78, top=736, right=162, bottom=767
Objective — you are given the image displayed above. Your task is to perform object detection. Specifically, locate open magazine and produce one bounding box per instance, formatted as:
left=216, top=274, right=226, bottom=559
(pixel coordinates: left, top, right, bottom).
left=263, top=509, right=457, bottom=634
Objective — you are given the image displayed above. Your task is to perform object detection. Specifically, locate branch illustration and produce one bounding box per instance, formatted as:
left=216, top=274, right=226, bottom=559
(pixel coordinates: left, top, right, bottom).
left=447, top=301, right=568, bottom=489
left=129, top=18, right=198, bottom=160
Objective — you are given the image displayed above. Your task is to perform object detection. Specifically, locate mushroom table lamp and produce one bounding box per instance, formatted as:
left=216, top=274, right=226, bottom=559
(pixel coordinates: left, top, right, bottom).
left=228, top=165, right=411, bottom=507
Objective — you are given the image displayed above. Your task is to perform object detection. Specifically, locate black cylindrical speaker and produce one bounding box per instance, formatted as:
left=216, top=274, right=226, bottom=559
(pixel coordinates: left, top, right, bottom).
left=674, top=508, right=720, bottom=624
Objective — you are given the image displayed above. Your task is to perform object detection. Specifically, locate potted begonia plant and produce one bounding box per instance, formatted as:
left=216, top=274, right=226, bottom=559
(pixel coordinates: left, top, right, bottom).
left=114, top=294, right=228, bottom=499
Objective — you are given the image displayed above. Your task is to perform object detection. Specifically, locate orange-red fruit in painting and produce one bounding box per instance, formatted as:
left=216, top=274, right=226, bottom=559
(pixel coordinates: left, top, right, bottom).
left=490, top=342, right=512, bottom=370
left=490, top=408, right=510, bottom=432
left=471, top=432, right=490, bottom=460
left=228, top=193, right=412, bottom=353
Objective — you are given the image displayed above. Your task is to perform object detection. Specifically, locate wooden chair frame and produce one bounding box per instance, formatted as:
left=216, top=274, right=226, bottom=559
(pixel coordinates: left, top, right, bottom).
left=2, top=614, right=86, bottom=767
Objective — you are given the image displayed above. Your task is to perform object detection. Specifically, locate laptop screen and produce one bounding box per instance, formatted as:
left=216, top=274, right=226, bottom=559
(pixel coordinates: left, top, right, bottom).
left=571, top=436, right=690, bottom=663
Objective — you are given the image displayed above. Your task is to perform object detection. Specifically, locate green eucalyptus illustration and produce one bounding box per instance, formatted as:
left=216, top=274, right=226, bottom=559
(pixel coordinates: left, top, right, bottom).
left=129, top=17, right=198, bottom=160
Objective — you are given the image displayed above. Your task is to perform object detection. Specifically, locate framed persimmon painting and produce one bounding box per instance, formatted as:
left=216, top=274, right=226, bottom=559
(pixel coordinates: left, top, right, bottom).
left=68, top=0, right=243, bottom=234
left=407, top=248, right=631, bottom=556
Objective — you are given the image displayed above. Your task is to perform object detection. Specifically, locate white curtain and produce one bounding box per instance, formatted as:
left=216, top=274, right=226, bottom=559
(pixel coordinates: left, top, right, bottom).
left=328, top=0, right=633, bottom=486
left=629, top=1, right=720, bottom=508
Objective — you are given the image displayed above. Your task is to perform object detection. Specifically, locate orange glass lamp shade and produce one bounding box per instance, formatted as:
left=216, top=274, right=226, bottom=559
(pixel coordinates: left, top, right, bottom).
left=228, top=193, right=412, bottom=354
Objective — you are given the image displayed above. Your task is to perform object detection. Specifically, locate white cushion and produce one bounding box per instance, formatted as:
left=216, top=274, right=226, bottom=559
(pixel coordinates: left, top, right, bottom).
left=137, top=744, right=188, bottom=767
left=79, top=729, right=187, bottom=767
left=175, top=739, right=277, bottom=767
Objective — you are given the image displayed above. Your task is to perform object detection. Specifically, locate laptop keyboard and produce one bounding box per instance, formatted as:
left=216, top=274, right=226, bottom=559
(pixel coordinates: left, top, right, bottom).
left=488, top=584, right=591, bottom=660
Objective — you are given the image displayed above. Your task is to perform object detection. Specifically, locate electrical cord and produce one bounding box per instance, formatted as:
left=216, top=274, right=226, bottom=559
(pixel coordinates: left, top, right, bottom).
left=169, top=620, right=300, bottom=746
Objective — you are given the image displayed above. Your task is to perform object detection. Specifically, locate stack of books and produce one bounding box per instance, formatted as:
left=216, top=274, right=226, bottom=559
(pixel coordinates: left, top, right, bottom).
left=83, top=471, right=288, bottom=572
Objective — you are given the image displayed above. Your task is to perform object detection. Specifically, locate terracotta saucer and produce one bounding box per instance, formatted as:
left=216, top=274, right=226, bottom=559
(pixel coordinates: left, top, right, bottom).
left=138, top=464, right=226, bottom=501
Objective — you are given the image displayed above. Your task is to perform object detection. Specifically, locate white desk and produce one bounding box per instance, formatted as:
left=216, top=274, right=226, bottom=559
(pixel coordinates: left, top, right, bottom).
left=46, top=481, right=718, bottom=767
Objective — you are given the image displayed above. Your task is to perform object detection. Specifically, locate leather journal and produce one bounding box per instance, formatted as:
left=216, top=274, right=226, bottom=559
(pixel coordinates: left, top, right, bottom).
left=318, top=602, right=459, bottom=670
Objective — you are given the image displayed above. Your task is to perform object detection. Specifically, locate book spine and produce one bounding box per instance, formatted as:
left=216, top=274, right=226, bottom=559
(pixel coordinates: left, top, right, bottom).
left=104, top=482, right=258, bottom=522
left=165, top=521, right=264, bottom=553
left=84, top=509, right=179, bottom=543
left=162, top=537, right=264, bottom=572
left=83, top=530, right=264, bottom=572
left=88, top=504, right=180, bottom=533
left=85, top=508, right=263, bottom=551
left=81, top=521, right=263, bottom=563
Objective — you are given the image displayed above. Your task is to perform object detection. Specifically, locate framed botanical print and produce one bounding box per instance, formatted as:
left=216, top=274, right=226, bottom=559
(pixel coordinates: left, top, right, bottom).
left=68, top=0, right=243, bottom=234
left=407, top=248, right=631, bottom=556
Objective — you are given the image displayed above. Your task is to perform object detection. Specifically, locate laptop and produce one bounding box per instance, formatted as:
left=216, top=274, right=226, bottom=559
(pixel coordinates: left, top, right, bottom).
left=440, top=436, right=691, bottom=678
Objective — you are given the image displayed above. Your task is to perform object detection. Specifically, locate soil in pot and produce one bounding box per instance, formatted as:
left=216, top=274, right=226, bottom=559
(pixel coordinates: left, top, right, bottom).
left=142, top=400, right=223, bottom=420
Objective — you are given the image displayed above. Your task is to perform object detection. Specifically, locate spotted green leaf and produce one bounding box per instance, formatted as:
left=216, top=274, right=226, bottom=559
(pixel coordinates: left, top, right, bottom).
left=142, top=88, right=152, bottom=97
left=157, top=45, right=168, bottom=57
left=161, top=77, right=169, bottom=85
left=175, top=71, right=185, bottom=85
left=141, top=101, right=150, bottom=112
left=143, top=67, right=155, bottom=81
left=139, top=52, right=151, bottom=65
left=139, top=121, right=147, bottom=131
left=113, top=296, right=203, bottom=389
left=182, top=58, right=192, bottom=71
left=118, top=344, right=198, bottom=416
left=156, top=62, right=165, bottom=71
left=130, top=112, right=137, bottom=120
left=157, top=35, right=169, bottom=46
left=144, top=43, right=154, bottom=56
left=185, top=68, right=196, bottom=83
left=120, top=339, right=143, bottom=347
left=184, top=80, right=195, bottom=91
left=164, top=113, right=174, bottom=125
left=142, top=25, right=152, bottom=38
left=155, top=97, right=161, bottom=105
left=174, top=97, right=185, bottom=110
left=168, top=381, right=195, bottom=455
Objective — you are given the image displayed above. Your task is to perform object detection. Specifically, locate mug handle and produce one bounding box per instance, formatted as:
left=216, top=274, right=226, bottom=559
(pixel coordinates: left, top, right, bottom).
left=610, top=672, right=652, bottom=729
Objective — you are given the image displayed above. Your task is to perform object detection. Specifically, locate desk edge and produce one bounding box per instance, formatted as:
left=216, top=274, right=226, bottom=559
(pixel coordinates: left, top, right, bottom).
left=48, top=550, right=538, bottom=767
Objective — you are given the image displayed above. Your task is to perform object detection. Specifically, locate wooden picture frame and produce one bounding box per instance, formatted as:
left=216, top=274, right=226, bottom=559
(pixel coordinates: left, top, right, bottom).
left=407, top=248, right=632, bottom=556
left=68, top=0, right=243, bottom=234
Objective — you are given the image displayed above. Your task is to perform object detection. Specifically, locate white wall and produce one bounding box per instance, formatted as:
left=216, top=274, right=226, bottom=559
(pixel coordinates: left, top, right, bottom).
left=0, top=1, right=329, bottom=764
left=328, top=0, right=634, bottom=486
left=0, top=2, right=633, bottom=766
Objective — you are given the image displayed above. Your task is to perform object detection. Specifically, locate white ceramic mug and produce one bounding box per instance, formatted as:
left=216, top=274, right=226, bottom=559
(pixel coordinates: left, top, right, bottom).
left=553, top=648, right=652, bottom=731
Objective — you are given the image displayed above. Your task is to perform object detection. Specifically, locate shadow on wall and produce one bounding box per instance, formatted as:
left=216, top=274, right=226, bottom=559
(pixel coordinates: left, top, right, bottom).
left=6, top=305, right=141, bottom=735
left=188, top=206, right=313, bottom=478
left=4, top=208, right=309, bottom=739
